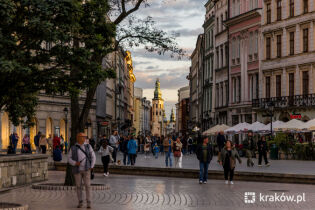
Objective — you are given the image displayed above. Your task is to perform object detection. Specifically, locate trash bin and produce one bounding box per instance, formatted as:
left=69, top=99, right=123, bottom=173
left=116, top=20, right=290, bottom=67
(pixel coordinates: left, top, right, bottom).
left=270, top=143, right=278, bottom=160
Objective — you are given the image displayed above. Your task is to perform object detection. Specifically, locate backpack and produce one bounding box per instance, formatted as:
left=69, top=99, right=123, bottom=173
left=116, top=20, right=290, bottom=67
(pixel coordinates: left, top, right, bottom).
left=53, top=148, right=62, bottom=161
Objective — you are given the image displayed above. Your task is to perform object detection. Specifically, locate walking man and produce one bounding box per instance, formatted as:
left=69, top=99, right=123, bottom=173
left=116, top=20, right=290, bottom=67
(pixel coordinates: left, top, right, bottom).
left=163, top=135, right=173, bottom=167
left=109, top=130, right=120, bottom=164
left=196, top=137, right=213, bottom=184
left=34, top=132, right=41, bottom=153
left=68, top=133, right=96, bottom=208
left=243, top=132, right=255, bottom=167
left=257, top=136, right=270, bottom=166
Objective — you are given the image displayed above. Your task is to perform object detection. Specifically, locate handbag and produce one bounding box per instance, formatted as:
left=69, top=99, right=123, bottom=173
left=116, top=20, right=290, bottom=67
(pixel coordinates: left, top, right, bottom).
left=76, top=145, right=94, bottom=180
left=174, top=150, right=181, bottom=157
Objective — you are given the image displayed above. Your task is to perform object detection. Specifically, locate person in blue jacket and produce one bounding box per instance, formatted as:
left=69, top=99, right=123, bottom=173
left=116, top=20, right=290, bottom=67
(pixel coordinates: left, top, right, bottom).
left=127, top=134, right=138, bottom=165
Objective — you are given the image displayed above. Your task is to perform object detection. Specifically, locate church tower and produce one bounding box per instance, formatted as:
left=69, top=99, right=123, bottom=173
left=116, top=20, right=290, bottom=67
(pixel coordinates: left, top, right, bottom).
left=151, top=79, right=165, bottom=136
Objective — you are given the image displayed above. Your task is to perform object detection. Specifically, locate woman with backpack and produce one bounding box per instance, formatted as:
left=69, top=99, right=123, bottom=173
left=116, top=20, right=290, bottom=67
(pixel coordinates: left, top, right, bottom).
left=98, top=141, right=113, bottom=177
left=173, top=137, right=183, bottom=168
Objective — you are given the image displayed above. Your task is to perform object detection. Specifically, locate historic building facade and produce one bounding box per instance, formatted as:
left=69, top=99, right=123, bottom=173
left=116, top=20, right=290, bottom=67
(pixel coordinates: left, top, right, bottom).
left=253, top=0, right=315, bottom=123
left=151, top=79, right=165, bottom=136
left=226, top=0, right=262, bottom=126
left=189, top=34, right=203, bottom=130
left=214, top=0, right=229, bottom=125
left=202, top=0, right=216, bottom=131
left=175, top=86, right=190, bottom=136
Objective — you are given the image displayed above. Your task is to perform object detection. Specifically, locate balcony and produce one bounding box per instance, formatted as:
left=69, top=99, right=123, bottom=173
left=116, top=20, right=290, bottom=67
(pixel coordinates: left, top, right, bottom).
left=252, top=94, right=315, bottom=109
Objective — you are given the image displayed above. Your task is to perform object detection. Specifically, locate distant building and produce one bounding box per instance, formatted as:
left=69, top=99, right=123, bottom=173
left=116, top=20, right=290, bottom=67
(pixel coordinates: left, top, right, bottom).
left=176, top=86, right=190, bottom=136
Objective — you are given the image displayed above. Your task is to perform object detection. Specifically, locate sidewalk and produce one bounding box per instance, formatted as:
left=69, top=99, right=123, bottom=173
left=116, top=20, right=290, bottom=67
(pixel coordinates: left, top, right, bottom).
left=50, top=152, right=315, bottom=176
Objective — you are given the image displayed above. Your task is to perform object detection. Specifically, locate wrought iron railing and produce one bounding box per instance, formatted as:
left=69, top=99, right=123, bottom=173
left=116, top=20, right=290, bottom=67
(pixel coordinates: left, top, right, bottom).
left=252, top=94, right=315, bottom=109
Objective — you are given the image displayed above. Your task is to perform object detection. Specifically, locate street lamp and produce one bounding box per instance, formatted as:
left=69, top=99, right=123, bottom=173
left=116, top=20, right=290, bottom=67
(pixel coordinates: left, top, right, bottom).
left=268, top=101, right=274, bottom=137
left=63, top=107, right=68, bottom=153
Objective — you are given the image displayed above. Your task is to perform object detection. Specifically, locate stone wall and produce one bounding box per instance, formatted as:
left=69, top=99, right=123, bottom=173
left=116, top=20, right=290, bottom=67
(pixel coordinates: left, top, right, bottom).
left=0, top=154, right=48, bottom=189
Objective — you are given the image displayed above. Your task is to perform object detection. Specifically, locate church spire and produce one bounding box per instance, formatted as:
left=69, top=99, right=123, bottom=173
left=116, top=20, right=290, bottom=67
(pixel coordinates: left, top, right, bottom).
left=153, top=78, right=162, bottom=99
left=170, top=108, right=175, bottom=122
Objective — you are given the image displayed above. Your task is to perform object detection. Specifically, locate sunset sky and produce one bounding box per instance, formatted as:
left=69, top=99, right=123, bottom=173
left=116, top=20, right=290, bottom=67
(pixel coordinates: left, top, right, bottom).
left=129, top=0, right=206, bottom=118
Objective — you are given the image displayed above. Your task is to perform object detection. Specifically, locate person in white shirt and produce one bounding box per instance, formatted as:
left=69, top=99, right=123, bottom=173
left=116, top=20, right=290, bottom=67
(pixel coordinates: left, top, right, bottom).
left=68, top=133, right=96, bottom=209
left=98, top=141, right=113, bottom=177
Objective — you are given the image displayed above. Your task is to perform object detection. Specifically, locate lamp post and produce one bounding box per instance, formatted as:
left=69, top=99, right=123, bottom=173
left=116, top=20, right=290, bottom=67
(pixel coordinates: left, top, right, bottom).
left=268, top=101, right=274, bottom=137
left=63, top=107, right=68, bottom=153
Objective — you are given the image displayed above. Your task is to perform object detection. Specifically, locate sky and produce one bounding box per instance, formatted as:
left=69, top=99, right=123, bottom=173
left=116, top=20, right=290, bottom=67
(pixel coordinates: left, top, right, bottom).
left=129, top=0, right=207, bottom=118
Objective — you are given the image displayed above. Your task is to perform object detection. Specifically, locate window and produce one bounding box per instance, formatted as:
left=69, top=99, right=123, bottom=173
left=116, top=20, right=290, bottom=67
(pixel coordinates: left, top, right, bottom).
left=289, top=0, right=294, bottom=17
left=276, top=75, right=281, bottom=97
left=225, top=45, right=228, bottom=67
left=304, top=0, right=308, bottom=13
left=216, top=49, right=219, bottom=69
left=233, top=78, right=236, bottom=103
left=221, top=14, right=224, bottom=31
left=289, top=73, right=294, bottom=96
left=225, top=82, right=229, bottom=106
left=303, top=28, right=309, bottom=53
left=238, top=76, right=241, bottom=102
left=266, top=37, right=271, bottom=59
left=289, top=32, right=294, bottom=55
left=267, top=3, right=271, bottom=24
left=277, top=35, right=282, bottom=58
left=277, top=0, right=282, bottom=21
left=217, top=17, right=219, bottom=33
left=303, top=71, right=309, bottom=95
left=266, top=77, right=271, bottom=98
left=255, top=74, right=259, bottom=99
left=221, top=47, right=224, bottom=68
left=211, top=29, right=214, bottom=47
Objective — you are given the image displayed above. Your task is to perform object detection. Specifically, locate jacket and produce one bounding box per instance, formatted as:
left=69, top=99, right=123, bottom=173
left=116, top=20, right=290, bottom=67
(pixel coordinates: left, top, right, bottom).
left=98, top=145, right=113, bottom=157
left=39, top=136, right=47, bottom=146
left=216, top=134, right=226, bottom=149
left=163, top=138, right=173, bottom=153
left=173, top=141, right=183, bottom=152
left=196, top=144, right=213, bottom=163
left=127, top=139, right=138, bottom=154
left=220, top=148, right=242, bottom=168
left=257, top=140, right=268, bottom=152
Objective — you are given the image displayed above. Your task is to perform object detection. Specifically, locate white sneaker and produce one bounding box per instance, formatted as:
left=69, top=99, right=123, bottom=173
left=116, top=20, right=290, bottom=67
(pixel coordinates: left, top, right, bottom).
left=230, top=181, right=234, bottom=185
left=107, top=172, right=109, bottom=176
left=103, top=173, right=107, bottom=176
left=225, top=181, right=229, bottom=184
left=104, top=173, right=108, bottom=177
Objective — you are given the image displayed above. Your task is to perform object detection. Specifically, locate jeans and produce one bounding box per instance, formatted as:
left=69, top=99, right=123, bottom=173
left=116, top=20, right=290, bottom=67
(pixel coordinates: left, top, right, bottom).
left=199, top=162, right=209, bottom=182
left=40, top=145, right=47, bottom=154
left=224, top=167, right=235, bottom=181
left=74, top=170, right=91, bottom=203
left=101, top=155, right=110, bottom=173
left=258, top=150, right=268, bottom=165
left=174, top=157, right=180, bottom=168
left=188, top=145, right=193, bottom=154
left=246, top=149, right=254, bottom=166
left=129, top=154, right=136, bottom=165
left=112, top=147, right=118, bottom=163
left=123, top=153, right=130, bottom=165
left=155, top=151, right=159, bottom=159
left=165, top=152, right=173, bottom=167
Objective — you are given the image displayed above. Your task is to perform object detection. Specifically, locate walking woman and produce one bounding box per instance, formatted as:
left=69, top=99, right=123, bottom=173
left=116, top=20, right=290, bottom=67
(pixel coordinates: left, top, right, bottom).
left=127, top=135, right=138, bottom=165
left=173, top=137, right=183, bottom=168
left=220, top=140, right=242, bottom=185
left=39, top=134, right=48, bottom=154
left=22, top=134, right=31, bottom=153
left=98, top=141, right=113, bottom=177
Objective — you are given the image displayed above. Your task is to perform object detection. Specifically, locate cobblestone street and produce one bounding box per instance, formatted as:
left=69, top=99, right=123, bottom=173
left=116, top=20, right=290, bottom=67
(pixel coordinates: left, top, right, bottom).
left=1, top=171, right=315, bottom=210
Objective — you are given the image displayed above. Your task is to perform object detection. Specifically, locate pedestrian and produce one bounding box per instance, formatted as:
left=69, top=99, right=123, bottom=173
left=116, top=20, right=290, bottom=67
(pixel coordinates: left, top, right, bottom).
left=188, top=136, right=193, bottom=155
left=220, top=140, right=242, bottom=185
left=47, top=134, right=53, bottom=153
left=22, top=134, right=31, bottom=153
left=153, top=142, right=160, bottom=159
left=60, top=135, right=65, bottom=153
left=257, top=136, right=270, bottom=166
left=109, top=131, right=120, bottom=164
left=173, top=137, right=183, bottom=168
left=121, top=136, right=130, bottom=165
left=127, top=135, right=138, bottom=165
left=68, top=133, right=96, bottom=209
left=196, top=136, right=213, bottom=184
left=11, top=133, right=19, bottom=154
left=39, top=134, right=47, bottom=154
left=34, top=132, right=41, bottom=153
left=217, top=131, right=226, bottom=162
left=53, top=134, right=61, bottom=150
left=181, top=136, right=187, bottom=155
left=144, top=135, right=151, bottom=158
left=163, top=135, right=174, bottom=167
left=98, top=141, right=113, bottom=177
left=243, top=132, right=255, bottom=167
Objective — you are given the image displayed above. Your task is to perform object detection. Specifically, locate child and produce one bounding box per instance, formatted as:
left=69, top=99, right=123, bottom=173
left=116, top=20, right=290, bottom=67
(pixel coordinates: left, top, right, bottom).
left=153, top=143, right=160, bottom=159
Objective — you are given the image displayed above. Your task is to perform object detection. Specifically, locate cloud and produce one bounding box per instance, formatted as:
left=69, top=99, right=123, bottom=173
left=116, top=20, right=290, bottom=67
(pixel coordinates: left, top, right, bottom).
left=173, top=28, right=203, bottom=37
